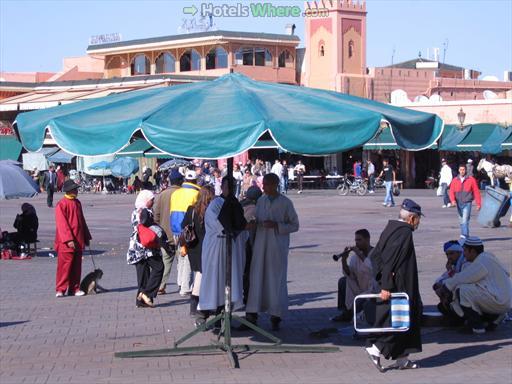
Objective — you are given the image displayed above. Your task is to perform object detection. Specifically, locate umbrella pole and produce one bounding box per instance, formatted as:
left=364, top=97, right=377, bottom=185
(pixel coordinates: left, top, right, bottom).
left=115, top=158, right=338, bottom=367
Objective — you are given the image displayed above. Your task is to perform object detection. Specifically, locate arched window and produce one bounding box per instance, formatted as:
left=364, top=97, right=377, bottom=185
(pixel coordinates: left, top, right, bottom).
left=180, top=49, right=201, bottom=72
left=106, top=56, right=122, bottom=70
left=234, top=47, right=272, bottom=66
left=254, top=48, right=272, bottom=66
left=278, top=50, right=294, bottom=68
left=348, top=40, right=354, bottom=58
left=235, top=48, right=253, bottom=65
left=131, top=54, right=150, bottom=75
left=155, top=52, right=176, bottom=73
left=320, top=45, right=325, bottom=57
left=206, top=47, right=228, bottom=70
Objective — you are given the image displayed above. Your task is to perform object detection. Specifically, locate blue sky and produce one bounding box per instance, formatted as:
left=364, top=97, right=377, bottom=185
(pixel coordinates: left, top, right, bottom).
left=0, top=0, right=511, bottom=78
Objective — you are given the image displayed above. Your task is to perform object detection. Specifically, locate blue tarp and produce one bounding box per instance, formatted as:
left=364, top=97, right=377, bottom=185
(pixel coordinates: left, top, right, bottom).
left=47, top=149, right=75, bottom=164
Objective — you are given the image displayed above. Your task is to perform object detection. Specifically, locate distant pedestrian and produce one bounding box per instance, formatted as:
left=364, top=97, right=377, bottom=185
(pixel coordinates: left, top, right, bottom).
left=353, top=160, right=362, bottom=178
left=466, top=159, right=474, bottom=177
left=367, top=159, right=375, bottom=193
left=56, top=166, right=65, bottom=192
left=294, top=160, right=306, bottom=194
left=233, top=163, right=243, bottom=198
left=439, top=159, right=453, bottom=208
left=449, top=164, right=481, bottom=239
left=281, top=160, right=289, bottom=194
left=271, top=159, right=284, bottom=193
left=377, top=159, right=396, bottom=207
left=55, top=180, right=91, bottom=297
left=44, top=165, right=57, bottom=207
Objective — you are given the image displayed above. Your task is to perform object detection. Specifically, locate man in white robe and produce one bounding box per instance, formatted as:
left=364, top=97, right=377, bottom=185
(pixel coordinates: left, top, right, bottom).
left=442, top=236, right=512, bottom=334
left=332, top=229, right=377, bottom=322
left=198, top=177, right=248, bottom=315
left=245, top=173, right=299, bottom=330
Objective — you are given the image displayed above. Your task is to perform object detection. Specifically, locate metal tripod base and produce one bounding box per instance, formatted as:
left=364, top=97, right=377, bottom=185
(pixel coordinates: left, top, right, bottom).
left=115, top=311, right=339, bottom=368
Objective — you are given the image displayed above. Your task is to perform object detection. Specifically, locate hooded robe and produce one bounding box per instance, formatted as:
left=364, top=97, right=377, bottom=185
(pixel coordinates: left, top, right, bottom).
left=369, top=220, right=423, bottom=360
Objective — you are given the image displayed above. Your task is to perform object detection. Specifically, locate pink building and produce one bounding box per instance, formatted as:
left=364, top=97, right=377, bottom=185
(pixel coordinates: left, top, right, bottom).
left=87, top=30, right=299, bottom=85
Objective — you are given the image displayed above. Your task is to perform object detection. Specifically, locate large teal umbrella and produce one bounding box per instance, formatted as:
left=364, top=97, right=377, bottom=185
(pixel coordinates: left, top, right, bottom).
left=15, top=73, right=442, bottom=159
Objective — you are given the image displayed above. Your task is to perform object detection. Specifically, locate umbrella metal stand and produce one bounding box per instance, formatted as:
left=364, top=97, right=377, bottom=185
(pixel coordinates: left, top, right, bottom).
left=115, top=159, right=338, bottom=367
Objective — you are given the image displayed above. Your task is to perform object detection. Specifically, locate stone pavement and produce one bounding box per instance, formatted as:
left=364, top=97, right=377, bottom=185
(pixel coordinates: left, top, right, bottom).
left=1, top=189, right=511, bottom=384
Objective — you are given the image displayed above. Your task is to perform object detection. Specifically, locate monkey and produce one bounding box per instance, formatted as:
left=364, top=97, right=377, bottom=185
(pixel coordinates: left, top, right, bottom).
left=79, top=269, right=108, bottom=295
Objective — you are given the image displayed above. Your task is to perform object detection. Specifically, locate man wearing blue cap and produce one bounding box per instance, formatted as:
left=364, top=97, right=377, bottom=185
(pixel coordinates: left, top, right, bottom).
left=432, top=240, right=467, bottom=320
left=366, top=199, right=423, bottom=372
left=441, top=236, right=511, bottom=334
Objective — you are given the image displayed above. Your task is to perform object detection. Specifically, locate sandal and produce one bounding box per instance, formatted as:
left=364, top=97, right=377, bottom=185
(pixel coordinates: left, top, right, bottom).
left=138, top=292, right=154, bottom=307
left=389, top=360, right=419, bottom=370
left=365, top=348, right=385, bottom=373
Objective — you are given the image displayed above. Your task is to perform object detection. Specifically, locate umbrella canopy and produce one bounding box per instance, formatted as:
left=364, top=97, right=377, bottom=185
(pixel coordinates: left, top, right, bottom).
left=15, top=73, right=443, bottom=159
left=0, top=160, right=39, bottom=200
left=0, top=136, right=22, bottom=161
left=110, top=157, right=139, bottom=178
left=88, top=161, right=111, bottom=170
left=158, top=158, right=192, bottom=171
left=440, top=123, right=510, bottom=153
left=481, top=125, right=512, bottom=154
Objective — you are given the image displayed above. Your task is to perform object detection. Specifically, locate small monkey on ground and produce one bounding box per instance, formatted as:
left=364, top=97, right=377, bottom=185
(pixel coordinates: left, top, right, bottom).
left=80, top=269, right=108, bottom=294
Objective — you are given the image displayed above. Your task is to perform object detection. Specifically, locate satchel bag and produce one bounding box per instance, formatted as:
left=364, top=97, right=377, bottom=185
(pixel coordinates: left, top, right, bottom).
left=179, top=209, right=198, bottom=248
left=137, top=224, right=159, bottom=249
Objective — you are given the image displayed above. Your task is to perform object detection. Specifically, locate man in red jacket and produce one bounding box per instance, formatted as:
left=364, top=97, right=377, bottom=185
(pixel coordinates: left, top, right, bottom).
left=449, top=164, right=481, bottom=239
left=55, top=180, right=92, bottom=297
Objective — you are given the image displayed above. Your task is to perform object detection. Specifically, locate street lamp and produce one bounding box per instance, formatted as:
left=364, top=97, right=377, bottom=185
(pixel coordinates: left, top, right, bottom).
left=457, top=108, right=466, bottom=130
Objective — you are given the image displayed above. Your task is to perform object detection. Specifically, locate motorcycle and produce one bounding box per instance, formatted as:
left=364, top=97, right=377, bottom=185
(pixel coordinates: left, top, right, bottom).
left=337, top=175, right=368, bottom=196
left=425, top=175, right=438, bottom=189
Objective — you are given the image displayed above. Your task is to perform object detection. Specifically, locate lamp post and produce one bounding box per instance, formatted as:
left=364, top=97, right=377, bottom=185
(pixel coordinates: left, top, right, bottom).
left=457, top=107, right=466, bottom=130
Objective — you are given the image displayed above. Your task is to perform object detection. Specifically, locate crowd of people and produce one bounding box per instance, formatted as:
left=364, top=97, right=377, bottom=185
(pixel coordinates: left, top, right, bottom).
left=5, top=154, right=509, bottom=374
left=125, top=168, right=300, bottom=332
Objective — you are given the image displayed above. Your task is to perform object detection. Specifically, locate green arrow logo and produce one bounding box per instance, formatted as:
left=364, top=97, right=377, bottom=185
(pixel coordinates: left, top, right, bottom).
left=183, top=5, right=198, bottom=16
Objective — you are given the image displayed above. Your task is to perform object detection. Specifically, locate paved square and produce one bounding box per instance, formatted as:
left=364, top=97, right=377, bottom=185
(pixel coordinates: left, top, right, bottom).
left=1, top=189, right=511, bottom=383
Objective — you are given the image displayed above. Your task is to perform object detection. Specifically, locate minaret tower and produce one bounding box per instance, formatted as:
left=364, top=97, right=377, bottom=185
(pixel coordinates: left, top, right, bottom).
left=302, top=0, right=367, bottom=95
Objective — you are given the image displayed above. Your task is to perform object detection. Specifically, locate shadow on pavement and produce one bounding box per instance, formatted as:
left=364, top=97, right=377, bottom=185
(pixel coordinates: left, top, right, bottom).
left=157, top=298, right=191, bottom=307
left=422, top=324, right=512, bottom=345
left=0, top=321, right=29, bottom=328
left=419, top=341, right=512, bottom=368
left=288, top=291, right=336, bottom=307
left=289, top=244, right=320, bottom=250
left=481, top=237, right=512, bottom=242
left=104, top=285, right=138, bottom=293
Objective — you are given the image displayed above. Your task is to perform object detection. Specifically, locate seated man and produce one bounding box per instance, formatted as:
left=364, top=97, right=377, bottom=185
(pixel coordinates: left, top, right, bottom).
left=441, top=236, right=512, bottom=334
left=332, top=229, right=377, bottom=322
left=433, top=240, right=467, bottom=319
left=13, top=203, right=39, bottom=245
